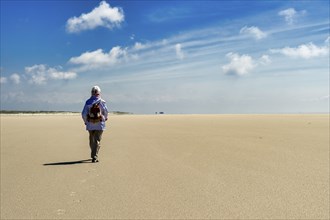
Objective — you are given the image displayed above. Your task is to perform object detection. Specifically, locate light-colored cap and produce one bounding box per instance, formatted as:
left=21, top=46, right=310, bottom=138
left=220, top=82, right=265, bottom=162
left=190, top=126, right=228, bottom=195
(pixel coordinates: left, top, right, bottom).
left=91, top=86, right=101, bottom=96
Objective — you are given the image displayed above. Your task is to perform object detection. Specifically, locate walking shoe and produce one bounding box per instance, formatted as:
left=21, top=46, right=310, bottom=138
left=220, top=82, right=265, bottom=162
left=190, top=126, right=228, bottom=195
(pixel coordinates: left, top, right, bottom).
left=92, top=158, right=99, bottom=163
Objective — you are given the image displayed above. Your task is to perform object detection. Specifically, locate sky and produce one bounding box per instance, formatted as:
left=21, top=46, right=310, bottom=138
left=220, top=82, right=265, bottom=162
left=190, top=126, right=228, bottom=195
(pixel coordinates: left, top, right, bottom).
left=0, top=0, right=329, bottom=114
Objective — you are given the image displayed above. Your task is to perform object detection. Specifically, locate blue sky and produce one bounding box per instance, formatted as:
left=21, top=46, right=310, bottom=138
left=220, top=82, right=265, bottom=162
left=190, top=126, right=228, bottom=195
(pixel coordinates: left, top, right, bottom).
left=1, top=0, right=329, bottom=114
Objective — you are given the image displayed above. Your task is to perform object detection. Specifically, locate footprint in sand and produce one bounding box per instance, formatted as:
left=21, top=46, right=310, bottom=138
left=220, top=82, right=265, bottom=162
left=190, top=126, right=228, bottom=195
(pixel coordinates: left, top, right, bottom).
left=69, top=191, right=82, bottom=203
left=56, top=209, right=65, bottom=215
left=87, top=168, right=96, bottom=173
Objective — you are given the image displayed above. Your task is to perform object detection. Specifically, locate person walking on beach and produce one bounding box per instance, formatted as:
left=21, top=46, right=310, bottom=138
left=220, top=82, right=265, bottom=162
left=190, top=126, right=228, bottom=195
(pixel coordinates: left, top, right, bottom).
left=82, top=86, right=109, bottom=163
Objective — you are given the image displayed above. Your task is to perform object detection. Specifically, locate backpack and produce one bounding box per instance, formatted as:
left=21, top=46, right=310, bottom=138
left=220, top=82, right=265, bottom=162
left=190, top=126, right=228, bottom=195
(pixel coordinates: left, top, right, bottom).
left=87, top=102, right=102, bottom=123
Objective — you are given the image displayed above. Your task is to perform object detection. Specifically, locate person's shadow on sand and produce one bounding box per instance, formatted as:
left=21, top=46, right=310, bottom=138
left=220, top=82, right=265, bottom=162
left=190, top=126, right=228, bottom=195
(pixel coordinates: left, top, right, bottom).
left=43, top=159, right=92, bottom=166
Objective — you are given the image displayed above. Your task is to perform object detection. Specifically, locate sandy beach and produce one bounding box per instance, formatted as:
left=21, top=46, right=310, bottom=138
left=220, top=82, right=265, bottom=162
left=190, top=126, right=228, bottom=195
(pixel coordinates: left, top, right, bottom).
left=0, top=114, right=329, bottom=219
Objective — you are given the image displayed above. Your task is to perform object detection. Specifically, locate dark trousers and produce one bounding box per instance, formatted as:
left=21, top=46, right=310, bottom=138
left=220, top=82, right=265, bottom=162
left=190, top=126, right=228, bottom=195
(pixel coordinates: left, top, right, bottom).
left=89, top=130, right=103, bottom=159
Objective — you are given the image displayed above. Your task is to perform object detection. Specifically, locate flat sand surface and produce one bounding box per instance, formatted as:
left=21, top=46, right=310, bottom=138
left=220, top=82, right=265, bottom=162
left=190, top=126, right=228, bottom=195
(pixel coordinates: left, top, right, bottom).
left=1, top=114, right=329, bottom=219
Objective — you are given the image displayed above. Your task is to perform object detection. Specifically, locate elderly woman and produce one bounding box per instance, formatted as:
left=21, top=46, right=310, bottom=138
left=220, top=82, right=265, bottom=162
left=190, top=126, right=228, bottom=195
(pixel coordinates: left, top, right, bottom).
left=82, top=86, right=109, bottom=163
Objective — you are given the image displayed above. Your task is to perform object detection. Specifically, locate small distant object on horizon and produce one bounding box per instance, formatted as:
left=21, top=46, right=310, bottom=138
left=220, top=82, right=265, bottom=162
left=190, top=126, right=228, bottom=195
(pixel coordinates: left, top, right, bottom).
left=111, top=111, right=133, bottom=115
left=155, top=112, right=164, bottom=114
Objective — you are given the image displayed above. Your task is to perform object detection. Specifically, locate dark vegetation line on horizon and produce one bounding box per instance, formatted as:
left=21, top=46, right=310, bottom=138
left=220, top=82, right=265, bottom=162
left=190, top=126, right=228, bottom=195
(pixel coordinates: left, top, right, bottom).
left=0, top=110, right=133, bottom=115
left=0, top=110, right=328, bottom=115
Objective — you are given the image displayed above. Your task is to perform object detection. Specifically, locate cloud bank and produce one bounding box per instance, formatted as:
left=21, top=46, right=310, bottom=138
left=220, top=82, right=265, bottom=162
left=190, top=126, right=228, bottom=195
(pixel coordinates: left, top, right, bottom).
left=0, top=77, right=7, bottom=84
left=10, top=73, right=20, bottom=84
left=66, top=1, right=124, bottom=33
left=25, top=64, right=77, bottom=84
left=270, top=43, right=329, bottom=59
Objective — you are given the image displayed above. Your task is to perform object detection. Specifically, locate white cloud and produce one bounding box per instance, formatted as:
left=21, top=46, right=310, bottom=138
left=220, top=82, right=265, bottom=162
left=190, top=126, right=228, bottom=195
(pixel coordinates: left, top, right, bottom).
left=69, top=47, right=127, bottom=71
left=10, top=73, right=21, bottom=84
left=0, top=77, right=7, bottom=84
left=321, top=95, right=330, bottom=100
left=25, top=64, right=77, bottom=85
left=270, top=43, right=329, bottom=59
left=66, top=1, right=124, bottom=33
left=259, top=55, right=271, bottom=65
left=278, top=8, right=306, bottom=25
left=278, top=8, right=296, bottom=25
left=222, top=53, right=256, bottom=76
left=175, top=43, right=185, bottom=59
left=133, top=42, right=147, bottom=50
left=240, top=26, right=267, bottom=40
left=25, top=64, right=47, bottom=84
left=325, top=36, right=330, bottom=44
left=47, top=68, right=77, bottom=80
left=302, top=95, right=330, bottom=102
